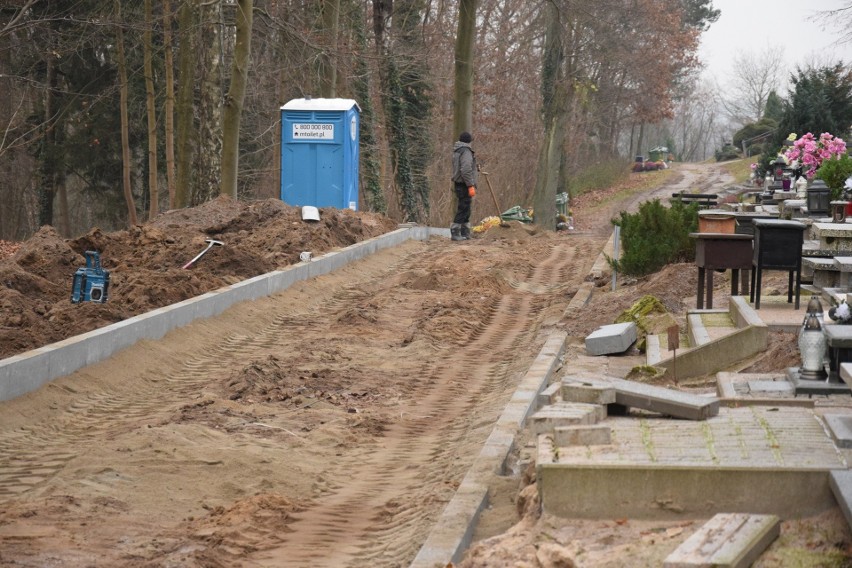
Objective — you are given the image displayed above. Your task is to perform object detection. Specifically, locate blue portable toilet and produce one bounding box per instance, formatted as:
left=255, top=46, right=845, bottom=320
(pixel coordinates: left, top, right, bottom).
left=280, top=97, right=360, bottom=210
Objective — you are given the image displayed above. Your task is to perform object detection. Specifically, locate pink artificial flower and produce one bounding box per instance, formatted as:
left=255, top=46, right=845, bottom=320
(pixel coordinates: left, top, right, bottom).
left=784, top=131, right=848, bottom=179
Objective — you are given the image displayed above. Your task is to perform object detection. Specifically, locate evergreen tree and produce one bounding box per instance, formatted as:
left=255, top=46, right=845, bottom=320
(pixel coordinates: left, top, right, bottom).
left=775, top=64, right=852, bottom=148
left=763, top=90, right=783, bottom=123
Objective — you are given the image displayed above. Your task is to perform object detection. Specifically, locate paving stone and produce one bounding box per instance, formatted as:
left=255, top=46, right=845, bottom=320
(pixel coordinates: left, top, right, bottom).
left=663, top=513, right=780, bottom=568
left=561, top=377, right=616, bottom=405
left=584, top=322, right=637, bottom=355
left=553, top=424, right=611, bottom=447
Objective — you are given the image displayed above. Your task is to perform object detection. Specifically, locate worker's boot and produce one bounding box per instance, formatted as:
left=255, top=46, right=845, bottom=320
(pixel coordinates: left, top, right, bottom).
left=450, top=223, right=464, bottom=241
left=461, top=223, right=472, bottom=240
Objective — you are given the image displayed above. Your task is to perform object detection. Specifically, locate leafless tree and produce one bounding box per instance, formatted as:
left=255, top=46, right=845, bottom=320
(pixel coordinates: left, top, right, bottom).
left=811, top=2, right=852, bottom=45
left=719, top=46, right=786, bottom=126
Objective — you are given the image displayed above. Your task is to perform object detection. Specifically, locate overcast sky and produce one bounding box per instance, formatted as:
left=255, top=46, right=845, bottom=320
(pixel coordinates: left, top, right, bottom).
left=698, top=0, right=852, bottom=90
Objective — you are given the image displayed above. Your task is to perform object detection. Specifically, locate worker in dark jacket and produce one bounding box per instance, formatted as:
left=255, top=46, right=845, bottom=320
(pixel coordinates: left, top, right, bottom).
left=451, top=131, right=477, bottom=241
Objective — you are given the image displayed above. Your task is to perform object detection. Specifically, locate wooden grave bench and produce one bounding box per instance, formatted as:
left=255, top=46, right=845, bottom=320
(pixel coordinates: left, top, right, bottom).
left=671, top=192, right=719, bottom=208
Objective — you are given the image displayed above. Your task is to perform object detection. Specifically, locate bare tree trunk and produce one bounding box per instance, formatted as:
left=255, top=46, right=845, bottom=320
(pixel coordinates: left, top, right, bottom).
left=115, top=0, right=137, bottom=226
left=164, top=0, right=176, bottom=209
left=220, top=0, right=252, bottom=199
left=193, top=0, right=223, bottom=205
left=532, top=0, right=564, bottom=231
left=452, top=0, right=475, bottom=137
left=37, top=51, right=56, bottom=228
left=144, top=0, right=159, bottom=218
left=56, top=163, right=69, bottom=236
left=174, top=0, right=196, bottom=209
left=317, top=0, right=339, bottom=98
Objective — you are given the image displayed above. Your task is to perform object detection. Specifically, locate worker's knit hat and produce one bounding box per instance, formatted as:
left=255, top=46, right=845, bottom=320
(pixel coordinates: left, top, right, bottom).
left=459, top=132, right=473, bottom=143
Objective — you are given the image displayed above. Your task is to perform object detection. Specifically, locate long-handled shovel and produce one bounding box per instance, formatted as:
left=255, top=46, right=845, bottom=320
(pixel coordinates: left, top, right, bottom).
left=480, top=170, right=510, bottom=227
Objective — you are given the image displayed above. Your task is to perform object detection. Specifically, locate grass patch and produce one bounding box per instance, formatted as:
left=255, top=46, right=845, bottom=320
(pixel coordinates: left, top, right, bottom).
left=720, top=158, right=754, bottom=184
left=568, top=159, right=634, bottom=198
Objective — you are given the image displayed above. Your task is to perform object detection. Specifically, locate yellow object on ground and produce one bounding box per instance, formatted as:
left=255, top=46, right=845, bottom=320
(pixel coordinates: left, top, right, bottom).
left=473, top=216, right=502, bottom=233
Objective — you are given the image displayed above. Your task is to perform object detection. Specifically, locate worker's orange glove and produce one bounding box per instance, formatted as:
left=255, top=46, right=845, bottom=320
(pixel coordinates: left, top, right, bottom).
left=468, top=186, right=476, bottom=197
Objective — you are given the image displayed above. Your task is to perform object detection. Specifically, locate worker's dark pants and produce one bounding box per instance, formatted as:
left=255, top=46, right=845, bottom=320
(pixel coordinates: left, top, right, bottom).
left=453, top=182, right=472, bottom=224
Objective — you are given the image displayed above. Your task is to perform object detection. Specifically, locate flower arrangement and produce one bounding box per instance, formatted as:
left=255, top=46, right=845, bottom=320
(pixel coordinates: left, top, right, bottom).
left=829, top=299, right=852, bottom=324
left=784, top=132, right=847, bottom=178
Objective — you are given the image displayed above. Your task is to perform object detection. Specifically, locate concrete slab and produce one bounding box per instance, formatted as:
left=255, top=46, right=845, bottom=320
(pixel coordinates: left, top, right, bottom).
left=746, top=380, right=794, bottom=394
left=842, top=362, right=852, bottom=386
left=528, top=401, right=605, bottom=435
left=538, top=406, right=846, bottom=519
left=584, top=322, right=637, bottom=355
left=646, top=333, right=663, bottom=365
left=716, top=372, right=817, bottom=407
left=786, top=367, right=852, bottom=396
left=560, top=377, right=616, bottom=405
left=824, top=414, right=852, bottom=448
left=584, top=376, right=720, bottom=420
left=537, top=382, right=562, bottom=408
left=830, top=470, right=852, bottom=531
left=687, top=313, right=711, bottom=345
left=553, top=424, right=611, bottom=446
left=663, top=513, right=780, bottom=568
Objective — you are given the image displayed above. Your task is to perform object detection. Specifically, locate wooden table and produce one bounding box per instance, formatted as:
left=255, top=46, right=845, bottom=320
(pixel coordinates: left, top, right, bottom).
left=690, top=233, right=753, bottom=309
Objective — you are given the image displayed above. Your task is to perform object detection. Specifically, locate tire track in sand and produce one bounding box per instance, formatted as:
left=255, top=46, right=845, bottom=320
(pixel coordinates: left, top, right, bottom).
left=262, top=237, right=597, bottom=567
left=0, top=234, right=603, bottom=567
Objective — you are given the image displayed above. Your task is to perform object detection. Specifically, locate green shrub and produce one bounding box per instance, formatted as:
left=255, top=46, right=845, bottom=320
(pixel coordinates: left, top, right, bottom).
left=816, top=153, right=852, bottom=200
left=609, top=199, right=698, bottom=276
left=715, top=144, right=741, bottom=162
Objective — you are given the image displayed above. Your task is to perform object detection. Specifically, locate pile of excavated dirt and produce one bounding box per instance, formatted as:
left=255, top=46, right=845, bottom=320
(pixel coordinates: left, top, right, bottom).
left=0, top=196, right=397, bottom=359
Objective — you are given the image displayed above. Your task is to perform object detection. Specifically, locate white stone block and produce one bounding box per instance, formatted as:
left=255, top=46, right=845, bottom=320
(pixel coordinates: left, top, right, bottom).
left=584, top=322, right=637, bottom=355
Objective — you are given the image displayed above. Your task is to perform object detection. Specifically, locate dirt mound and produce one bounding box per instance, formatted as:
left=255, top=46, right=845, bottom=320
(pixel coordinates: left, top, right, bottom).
left=0, top=197, right=398, bottom=359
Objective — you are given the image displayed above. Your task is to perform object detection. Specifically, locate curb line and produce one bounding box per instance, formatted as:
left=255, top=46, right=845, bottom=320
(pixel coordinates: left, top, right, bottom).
left=0, top=226, right=447, bottom=402
left=409, top=333, right=567, bottom=567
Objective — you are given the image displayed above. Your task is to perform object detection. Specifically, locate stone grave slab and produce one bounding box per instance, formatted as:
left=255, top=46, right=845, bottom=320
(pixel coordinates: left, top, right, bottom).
left=830, top=470, right=852, bottom=531
left=824, top=414, right=852, bottom=448
left=663, top=513, right=780, bottom=568
left=553, top=424, right=611, bottom=447
left=536, top=382, right=562, bottom=408
left=584, top=322, right=637, bottom=355
left=746, top=380, right=794, bottom=394
left=528, top=401, right=605, bottom=436
left=813, top=222, right=852, bottom=252
left=580, top=376, right=720, bottom=420
left=787, top=367, right=852, bottom=396
left=561, top=377, right=616, bottom=405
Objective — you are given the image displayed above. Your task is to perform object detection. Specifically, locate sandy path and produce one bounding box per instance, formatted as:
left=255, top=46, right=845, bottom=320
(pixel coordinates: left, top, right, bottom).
left=0, top=227, right=604, bottom=566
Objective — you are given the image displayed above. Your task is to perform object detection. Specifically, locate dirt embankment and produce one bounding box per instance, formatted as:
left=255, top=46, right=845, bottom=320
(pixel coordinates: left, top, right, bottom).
left=0, top=196, right=398, bottom=359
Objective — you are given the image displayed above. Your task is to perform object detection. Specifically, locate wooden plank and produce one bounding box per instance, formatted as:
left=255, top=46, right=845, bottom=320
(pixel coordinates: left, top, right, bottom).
left=664, top=513, right=780, bottom=568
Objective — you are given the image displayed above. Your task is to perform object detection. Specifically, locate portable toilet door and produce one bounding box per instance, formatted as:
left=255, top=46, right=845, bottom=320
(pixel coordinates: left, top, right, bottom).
left=280, top=97, right=360, bottom=210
